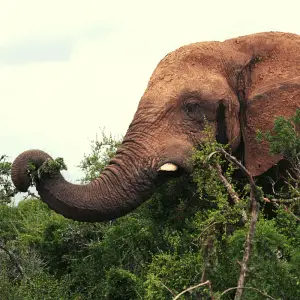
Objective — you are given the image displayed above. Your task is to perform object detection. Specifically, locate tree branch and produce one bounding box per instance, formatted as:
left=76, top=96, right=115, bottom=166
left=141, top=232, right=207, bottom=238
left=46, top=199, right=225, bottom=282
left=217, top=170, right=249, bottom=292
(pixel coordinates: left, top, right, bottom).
left=197, top=222, right=219, bottom=240
left=284, top=206, right=300, bottom=221
left=234, top=188, right=258, bottom=300
left=264, top=196, right=300, bottom=204
left=213, top=164, right=241, bottom=204
left=173, top=280, right=214, bottom=300
left=0, top=240, right=24, bottom=278
left=215, top=148, right=260, bottom=300
left=263, top=197, right=300, bottom=221
left=220, top=286, right=276, bottom=300
left=24, top=191, right=40, bottom=200
left=161, top=281, right=176, bottom=297
left=212, top=163, right=248, bottom=223
left=218, top=149, right=257, bottom=191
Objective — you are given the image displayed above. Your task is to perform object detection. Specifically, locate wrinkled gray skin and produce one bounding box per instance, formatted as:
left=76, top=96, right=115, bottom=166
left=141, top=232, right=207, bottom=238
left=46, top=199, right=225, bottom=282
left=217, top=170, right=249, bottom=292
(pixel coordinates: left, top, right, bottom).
left=11, top=32, right=300, bottom=221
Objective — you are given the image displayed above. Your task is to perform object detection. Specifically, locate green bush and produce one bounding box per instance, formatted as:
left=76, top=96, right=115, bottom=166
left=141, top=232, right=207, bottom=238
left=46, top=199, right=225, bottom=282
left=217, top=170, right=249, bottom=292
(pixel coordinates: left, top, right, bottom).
left=0, top=111, right=299, bottom=299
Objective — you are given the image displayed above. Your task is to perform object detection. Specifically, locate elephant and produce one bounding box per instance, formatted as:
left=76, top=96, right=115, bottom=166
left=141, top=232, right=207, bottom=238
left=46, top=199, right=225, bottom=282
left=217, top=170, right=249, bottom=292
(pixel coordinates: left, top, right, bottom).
left=11, top=31, right=300, bottom=222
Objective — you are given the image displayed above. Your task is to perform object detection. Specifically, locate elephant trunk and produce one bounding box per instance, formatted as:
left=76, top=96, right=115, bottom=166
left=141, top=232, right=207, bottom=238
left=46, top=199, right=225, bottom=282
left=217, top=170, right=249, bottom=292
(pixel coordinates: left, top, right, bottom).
left=11, top=148, right=157, bottom=222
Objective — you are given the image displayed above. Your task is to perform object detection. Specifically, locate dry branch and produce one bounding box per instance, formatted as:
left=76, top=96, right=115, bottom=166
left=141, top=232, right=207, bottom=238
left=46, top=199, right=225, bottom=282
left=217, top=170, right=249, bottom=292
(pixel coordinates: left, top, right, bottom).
left=212, top=163, right=248, bottom=223
left=234, top=188, right=258, bottom=300
left=220, top=286, right=276, bottom=300
left=264, top=196, right=300, bottom=203
left=0, top=240, right=24, bottom=278
left=218, top=149, right=256, bottom=189
left=160, top=282, right=176, bottom=297
left=24, top=191, right=40, bottom=200
left=173, top=280, right=214, bottom=300
left=216, top=148, right=261, bottom=300
left=214, top=163, right=240, bottom=204
left=264, top=197, right=300, bottom=221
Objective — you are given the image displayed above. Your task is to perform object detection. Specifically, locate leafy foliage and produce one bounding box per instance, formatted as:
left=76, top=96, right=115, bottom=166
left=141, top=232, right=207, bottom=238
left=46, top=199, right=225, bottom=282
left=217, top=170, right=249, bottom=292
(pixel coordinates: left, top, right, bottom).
left=78, top=129, right=122, bottom=183
left=256, top=109, right=300, bottom=159
left=0, top=113, right=299, bottom=299
left=0, top=155, right=16, bottom=204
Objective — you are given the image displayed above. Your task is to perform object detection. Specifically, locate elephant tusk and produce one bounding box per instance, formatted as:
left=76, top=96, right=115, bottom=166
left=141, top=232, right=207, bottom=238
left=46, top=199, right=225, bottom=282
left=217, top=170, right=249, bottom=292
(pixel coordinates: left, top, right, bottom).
left=158, top=163, right=178, bottom=172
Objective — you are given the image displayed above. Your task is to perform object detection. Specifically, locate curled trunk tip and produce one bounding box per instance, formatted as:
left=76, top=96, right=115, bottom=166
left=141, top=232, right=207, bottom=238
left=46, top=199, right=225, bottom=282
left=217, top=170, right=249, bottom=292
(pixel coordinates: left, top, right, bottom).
left=11, top=149, right=53, bottom=192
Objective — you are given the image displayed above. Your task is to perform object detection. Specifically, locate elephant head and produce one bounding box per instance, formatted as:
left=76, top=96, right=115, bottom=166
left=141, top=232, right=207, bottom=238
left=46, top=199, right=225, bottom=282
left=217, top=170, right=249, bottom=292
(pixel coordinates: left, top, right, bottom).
left=12, top=32, right=300, bottom=222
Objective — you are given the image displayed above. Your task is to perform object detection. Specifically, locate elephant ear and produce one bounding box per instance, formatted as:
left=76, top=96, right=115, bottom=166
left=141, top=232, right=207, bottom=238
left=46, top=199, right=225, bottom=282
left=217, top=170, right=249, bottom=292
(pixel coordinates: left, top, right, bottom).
left=231, top=32, right=300, bottom=176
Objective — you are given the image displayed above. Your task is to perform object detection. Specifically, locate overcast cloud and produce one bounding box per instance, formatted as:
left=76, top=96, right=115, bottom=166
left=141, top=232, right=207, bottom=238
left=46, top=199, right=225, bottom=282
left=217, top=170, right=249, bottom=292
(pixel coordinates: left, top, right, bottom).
left=1, top=0, right=299, bottom=188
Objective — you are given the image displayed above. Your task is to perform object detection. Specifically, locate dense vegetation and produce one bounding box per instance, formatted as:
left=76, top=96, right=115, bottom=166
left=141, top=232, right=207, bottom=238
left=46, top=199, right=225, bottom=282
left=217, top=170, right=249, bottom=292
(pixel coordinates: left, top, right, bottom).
left=0, top=112, right=299, bottom=299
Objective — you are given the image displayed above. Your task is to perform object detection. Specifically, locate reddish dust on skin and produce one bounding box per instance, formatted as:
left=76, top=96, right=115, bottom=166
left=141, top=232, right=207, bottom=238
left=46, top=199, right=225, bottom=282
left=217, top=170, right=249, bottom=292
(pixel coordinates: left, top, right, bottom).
left=143, top=32, right=300, bottom=176
left=229, top=33, right=300, bottom=175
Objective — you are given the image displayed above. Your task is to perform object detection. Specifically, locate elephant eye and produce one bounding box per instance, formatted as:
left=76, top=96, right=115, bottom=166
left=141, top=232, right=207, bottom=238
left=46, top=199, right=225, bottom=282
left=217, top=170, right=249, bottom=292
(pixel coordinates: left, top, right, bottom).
left=184, top=102, right=204, bottom=122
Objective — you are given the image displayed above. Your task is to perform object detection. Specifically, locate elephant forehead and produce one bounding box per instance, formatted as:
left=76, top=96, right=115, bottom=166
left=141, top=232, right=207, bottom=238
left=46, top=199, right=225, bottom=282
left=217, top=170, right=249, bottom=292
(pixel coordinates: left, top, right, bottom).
left=143, top=71, right=230, bottom=105
left=147, top=42, right=223, bottom=86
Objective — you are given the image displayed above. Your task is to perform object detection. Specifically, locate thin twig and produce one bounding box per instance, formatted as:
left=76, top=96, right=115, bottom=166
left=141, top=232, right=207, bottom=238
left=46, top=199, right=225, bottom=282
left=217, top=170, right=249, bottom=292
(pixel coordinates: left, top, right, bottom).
left=161, top=282, right=176, bottom=297
left=283, top=206, right=300, bottom=221
left=286, top=169, right=298, bottom=183
left=173, top=280, right=214, bottom=300
left=220, top=286, right=276, bottom=300
left=197, top=222, right=219, bottom=240
left=213, top=163, right=248, bottom=223
left=214, top=164, right=240, bottom=204
left=0, top=240, right=24, bottom=278
left=264, top=196, right=300, bottom=203
left=218, top=149, right=256, bottom=189
left=207, top=148, right=260, bottom=200
left=200, top=263, right=207, bottom=283
left=263, top=197, right=300, bottom=221
left=200, top=237, right=215, bottom=284
left=24, top=191, right=40, bottom=200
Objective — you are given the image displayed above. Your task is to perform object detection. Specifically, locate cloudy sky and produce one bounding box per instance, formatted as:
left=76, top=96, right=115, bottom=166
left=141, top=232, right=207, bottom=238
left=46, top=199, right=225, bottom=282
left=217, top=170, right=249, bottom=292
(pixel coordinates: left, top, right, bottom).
left=1, top=0, right=299, bottom=184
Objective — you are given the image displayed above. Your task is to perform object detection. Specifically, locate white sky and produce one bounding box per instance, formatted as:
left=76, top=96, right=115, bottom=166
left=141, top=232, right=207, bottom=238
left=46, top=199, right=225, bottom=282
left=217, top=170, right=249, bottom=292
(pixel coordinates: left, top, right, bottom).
left=1, top=0, right=299, bottom=184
